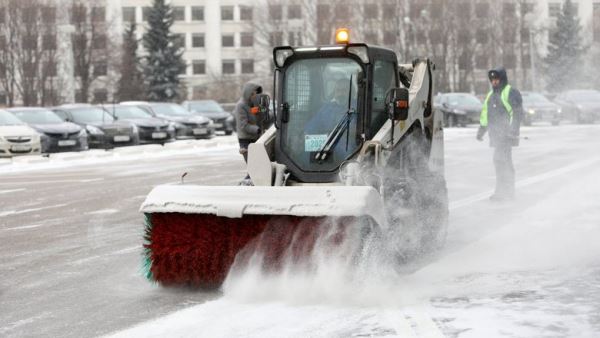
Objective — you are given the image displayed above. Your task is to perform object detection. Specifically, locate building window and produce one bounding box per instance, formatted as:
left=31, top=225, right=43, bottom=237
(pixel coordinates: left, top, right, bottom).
left=221, top=6, right=234, bottom=21
left=270, top=32, right=283, bottom=46
left=503, top=52, right=516, bottom=69
left=364, top=4, right=377, bottom=19
left=288, top=5, right=301, bottom=19
left=93, top=61, right=107, bottom=76
left=22, top=35, right=37, bottom=50
left=122, top=7, right=135, bottom=23
left=364, top=32, right=378, bottom=44
left=382, top=4, right=396, bottom=20
left=192, top=33, right=204, bottom=48
left=240, top=6, right=252, bottom=21
left=476, top=3, right=489, bottom=17
left=334, top=3, right=349, bottom=21
left=0, top=35, right=5, bottom=49
left=91, top=7, right=105, bottom=22
left=179, top=61, right=187, bottom=75
left=594, top=4, right=600, bottom=43
left=174, top=33, right=185, bottom=49
left=93, top=89, right=108, bottom=103
left=0, top=8, right=4, bottom=25
left=383, top=31, right=396, bottom=45
left=173, top=6, right=185, bottom=21
left=42, top=7, right=56, bottom=24
left=270, top=5, right=282, bottom=20
left=191, top=6, right=204, bottom=21
left=222, top=60, right=235, bottom=74
left=549, top=3, right=561, bottom=17
left=241, top=59, right=254, bottom=74
left=192, top=60, right=205, bottom=75
left=142, top=7, right=151, bottom=21
left=22, top=7, right=37, bottom=23
left=240, top=32, right=253, bottom=47
left=222, top=34, right=234, bottom=47
left=43, top=34, right=56, bottom=50
left=44, top=61, right=57, bottom=77
left=476, top=29, right=488, bottom=44
left=93, top=34, right=107, bottom=49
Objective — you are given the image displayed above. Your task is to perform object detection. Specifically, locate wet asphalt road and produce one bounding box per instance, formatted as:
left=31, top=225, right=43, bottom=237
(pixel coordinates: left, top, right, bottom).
left=1, top=124, right=600, bottom=337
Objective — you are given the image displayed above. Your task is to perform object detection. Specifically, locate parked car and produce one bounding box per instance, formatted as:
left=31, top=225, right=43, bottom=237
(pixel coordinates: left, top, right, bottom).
left=0, top=109, right=42, bottom=157
left=8, top=107, right=88, bottom=153
left=106, top=105, right=174, bottom=144
left=182, top=100, right=235, bottom=135
left=553, top=89, right=600, bottom=124
left=121, top=101, right=214, bottom=139
left=434, top=93, right=483, bottom=127
left=521, top=91, right=562, bottom=126
left=52, top=105, right=139, bottom=148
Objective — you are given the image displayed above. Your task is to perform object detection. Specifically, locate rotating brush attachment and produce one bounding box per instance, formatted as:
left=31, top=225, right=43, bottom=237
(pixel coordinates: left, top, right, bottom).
left=143, top=213, right=354, bottom=288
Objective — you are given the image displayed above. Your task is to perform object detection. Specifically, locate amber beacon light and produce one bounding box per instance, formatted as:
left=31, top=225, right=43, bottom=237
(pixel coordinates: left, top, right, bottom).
left=335, top=28, right=350, bottom=44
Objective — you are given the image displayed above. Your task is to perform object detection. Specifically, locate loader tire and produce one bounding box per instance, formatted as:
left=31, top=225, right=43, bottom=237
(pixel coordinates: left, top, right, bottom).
left=383, top=126, right=449, bottom=262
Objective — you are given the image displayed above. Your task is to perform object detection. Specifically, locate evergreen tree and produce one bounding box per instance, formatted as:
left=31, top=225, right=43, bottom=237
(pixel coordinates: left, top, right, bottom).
left=117, top=24, right=145, bottom=101
left=544, top=0, right=585, bottom=92
left=142, top=0, right=186, bottom=101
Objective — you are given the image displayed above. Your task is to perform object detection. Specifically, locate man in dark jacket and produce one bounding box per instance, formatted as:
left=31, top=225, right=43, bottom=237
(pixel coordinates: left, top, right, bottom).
left=234, top=82, right=266, bottom=163
left=477, top=67, right=523, bottom=201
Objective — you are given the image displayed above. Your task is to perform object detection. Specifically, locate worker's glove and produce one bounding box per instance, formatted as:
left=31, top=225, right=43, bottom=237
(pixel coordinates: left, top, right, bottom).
left=476, top=126, right=486, bottom=141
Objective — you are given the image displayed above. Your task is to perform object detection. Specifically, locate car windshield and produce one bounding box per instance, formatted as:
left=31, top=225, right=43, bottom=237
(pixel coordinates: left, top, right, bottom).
left=113, top=106, right=153, bottom=119
left=282, top=57, right=362, bottom=172
left=447, top=94, right=482, bottom=106
left=568, top=90, right=600, bottom=102
left=150, top=104, right=191, bottom=116
left=522, top=93, right=551, bottom=104
left=0, top=110, right=25, bottom=125
left=11, top=109, right=64, bottom=124
left=68, top=107, right=115, bottom=124
left=188, top=101, right=224, bottom=113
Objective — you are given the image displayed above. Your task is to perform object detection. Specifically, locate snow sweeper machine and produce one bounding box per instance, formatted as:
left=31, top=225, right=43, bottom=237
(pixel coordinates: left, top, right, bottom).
left=140, top=29, right=448, bottom=288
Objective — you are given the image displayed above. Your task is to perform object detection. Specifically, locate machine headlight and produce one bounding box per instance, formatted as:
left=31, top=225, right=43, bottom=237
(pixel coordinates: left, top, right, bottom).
left=86, top=125, right=104, bottom=135
left=528, top=108, right=535, bottom=115
left=78, top=129, right=87, bottom=137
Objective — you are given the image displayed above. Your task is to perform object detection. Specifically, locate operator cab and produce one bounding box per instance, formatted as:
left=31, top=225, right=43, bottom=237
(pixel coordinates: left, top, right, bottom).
left=272, top=30, right=401, bottom=183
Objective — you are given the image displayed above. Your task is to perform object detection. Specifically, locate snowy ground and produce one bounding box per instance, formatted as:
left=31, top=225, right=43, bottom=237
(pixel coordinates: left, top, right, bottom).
left=1, top=125, right=600, bottom=337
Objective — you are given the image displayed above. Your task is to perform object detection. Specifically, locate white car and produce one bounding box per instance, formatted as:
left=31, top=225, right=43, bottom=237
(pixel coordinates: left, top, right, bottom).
left=0, top=109, right=42, bottom=158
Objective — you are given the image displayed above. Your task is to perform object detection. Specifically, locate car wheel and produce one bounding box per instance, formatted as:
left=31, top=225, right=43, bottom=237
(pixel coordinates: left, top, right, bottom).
left=225, top=130, right=233, bottom=135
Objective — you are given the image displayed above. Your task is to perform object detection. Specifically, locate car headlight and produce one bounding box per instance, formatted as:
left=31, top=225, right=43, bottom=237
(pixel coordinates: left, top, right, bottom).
left=131, top=124, right=139, bottom=134
left=226, top=115, right=234, bottom=122
left=86, top=125, right=104, bottom=135
left=208, top=119, right=214, bottom=126
left=452, top=109, right=466, bottom=115
left=78, top=129, right=87, bottom=137
left=528, top=108, right=535, bottom=115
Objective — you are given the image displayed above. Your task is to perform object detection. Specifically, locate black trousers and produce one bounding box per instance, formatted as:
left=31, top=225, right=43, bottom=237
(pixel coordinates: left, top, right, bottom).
left=493, top=144, right=515, bottom=197
left=238, top=139, right=254, bottom=163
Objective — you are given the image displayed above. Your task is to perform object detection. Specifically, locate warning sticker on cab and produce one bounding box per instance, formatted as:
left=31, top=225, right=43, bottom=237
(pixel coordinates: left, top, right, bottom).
left=305, top=134, right=327, bottom=152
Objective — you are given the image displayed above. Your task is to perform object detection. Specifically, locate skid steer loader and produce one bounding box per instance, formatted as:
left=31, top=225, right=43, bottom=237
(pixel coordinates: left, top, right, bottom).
left=141, top=31, right=448, bottom=288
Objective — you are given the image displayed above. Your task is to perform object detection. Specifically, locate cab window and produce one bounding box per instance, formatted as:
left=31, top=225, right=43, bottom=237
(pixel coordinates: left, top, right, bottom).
left=370, top=60, right=396, bottom=136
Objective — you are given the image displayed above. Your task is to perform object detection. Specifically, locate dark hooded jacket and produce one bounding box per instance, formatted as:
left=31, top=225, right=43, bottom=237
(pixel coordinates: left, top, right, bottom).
left=480, top=67, right=523, bottom=147
left=234, top=82, right=265, bottom=140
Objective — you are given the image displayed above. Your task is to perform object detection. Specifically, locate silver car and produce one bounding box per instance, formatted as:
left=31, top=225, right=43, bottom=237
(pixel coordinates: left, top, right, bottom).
left=0, top=109, right=42, bottom=157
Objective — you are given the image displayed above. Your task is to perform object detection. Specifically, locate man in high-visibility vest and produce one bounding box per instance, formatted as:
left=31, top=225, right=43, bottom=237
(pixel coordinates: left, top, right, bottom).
left=477, top=67, right=523, bottom=201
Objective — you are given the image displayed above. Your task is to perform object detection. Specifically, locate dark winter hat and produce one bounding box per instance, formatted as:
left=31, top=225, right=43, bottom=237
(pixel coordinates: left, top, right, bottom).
left=488, top=70, right=501, bottom=80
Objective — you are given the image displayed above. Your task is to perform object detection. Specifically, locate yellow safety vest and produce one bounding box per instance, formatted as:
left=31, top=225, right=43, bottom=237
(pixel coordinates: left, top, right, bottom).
left=480, top=85, right=513, bottom=127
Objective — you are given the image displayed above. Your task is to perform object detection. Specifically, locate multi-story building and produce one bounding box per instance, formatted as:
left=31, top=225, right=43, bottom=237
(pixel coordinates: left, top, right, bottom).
left=1, top=0, right=600, bottom=106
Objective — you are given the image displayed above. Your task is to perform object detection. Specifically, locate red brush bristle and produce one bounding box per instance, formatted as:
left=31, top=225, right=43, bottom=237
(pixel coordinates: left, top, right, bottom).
left=146, top=213, right=353, bottom=288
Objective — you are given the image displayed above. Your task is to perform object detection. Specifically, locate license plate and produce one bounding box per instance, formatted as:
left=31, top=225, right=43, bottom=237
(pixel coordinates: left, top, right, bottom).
left=58, top=140, right=76, bottom=146
left=152, top=132, right=167, bottom=139
left=114, top=135, right=130, bottom=142
left=11, top=144, right=32, bottom=151
left=305, top=134, right=327, bottom=152
left=213, top=123, right=223, bottom=128
left=193, top=128, right=207, bottom=135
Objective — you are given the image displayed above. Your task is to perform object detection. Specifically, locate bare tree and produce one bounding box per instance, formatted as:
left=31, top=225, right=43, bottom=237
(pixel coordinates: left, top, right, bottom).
left=70, top=1, right=112, bottom=103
